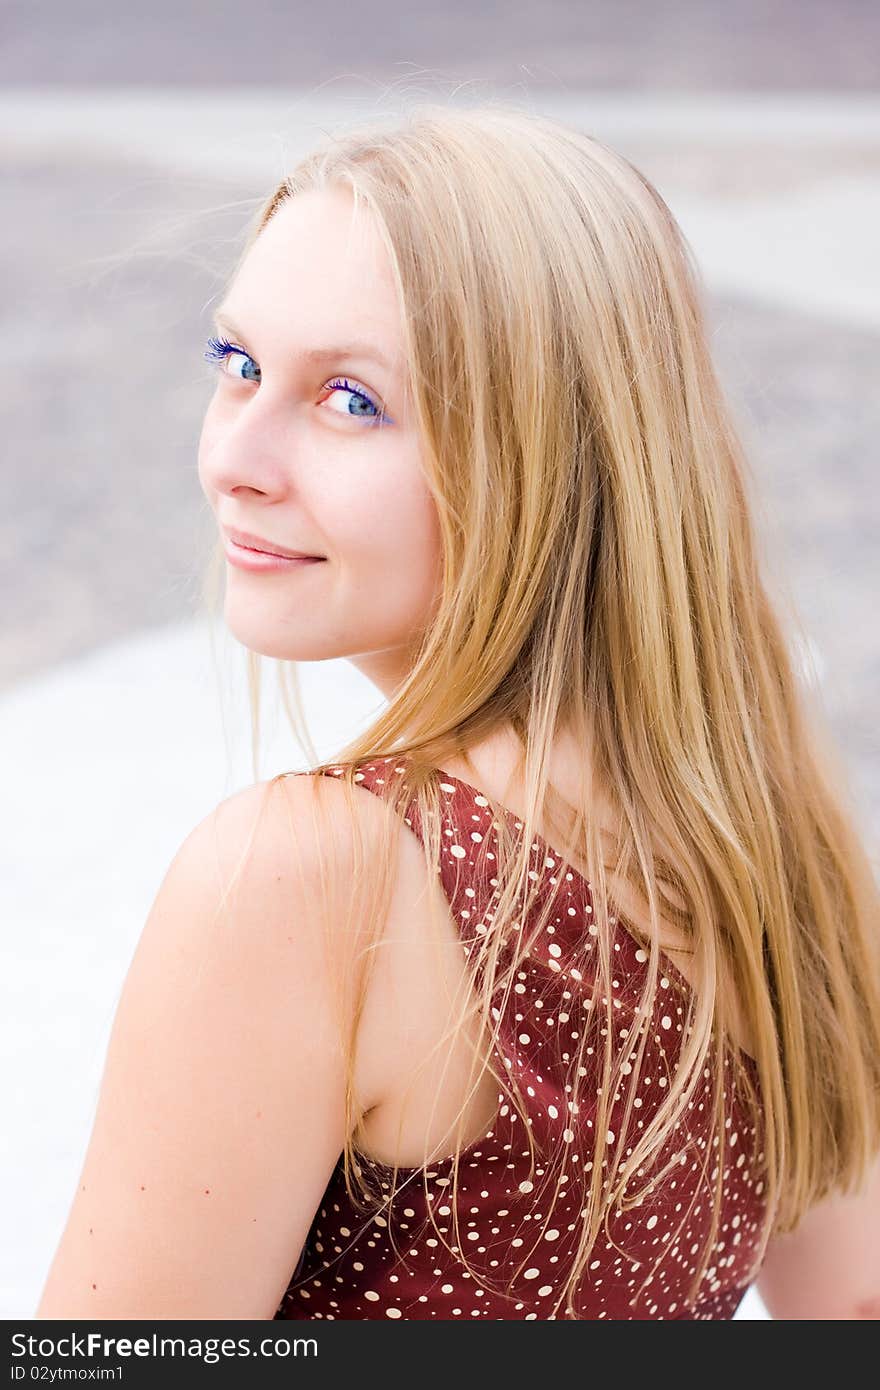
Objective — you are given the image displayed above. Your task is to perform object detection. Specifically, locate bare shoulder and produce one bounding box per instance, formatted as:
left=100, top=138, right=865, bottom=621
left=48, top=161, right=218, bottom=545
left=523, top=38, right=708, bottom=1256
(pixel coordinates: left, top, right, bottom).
left=756, top=1149, right=880, bottom=1319
left=218, top=768, right=461, bottom=1135
left=33, top=768, right=417, bottom=1319
left=229, top=765, right=438, bottom=1051
left=198, top=768, right=404, bottom=921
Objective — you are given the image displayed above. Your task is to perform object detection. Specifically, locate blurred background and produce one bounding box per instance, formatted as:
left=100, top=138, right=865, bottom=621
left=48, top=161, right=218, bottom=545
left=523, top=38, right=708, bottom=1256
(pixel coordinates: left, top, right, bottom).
left=3, top=0, right=879, bottom=1320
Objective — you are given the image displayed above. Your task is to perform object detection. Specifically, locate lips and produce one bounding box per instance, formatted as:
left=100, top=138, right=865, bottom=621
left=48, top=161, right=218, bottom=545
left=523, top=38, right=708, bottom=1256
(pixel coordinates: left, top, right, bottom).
left=223, top=526, right=323, bottom=560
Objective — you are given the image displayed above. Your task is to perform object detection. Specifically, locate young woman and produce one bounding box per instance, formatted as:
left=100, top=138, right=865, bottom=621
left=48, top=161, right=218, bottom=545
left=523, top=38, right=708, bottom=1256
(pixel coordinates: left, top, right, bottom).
left=36, top=104, right=880, bottom=1320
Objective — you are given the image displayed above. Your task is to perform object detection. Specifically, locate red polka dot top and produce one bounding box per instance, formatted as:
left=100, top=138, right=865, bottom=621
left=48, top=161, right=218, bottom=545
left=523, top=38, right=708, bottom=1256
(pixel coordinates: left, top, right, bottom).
left=274, top=757, right=770, bottom=1320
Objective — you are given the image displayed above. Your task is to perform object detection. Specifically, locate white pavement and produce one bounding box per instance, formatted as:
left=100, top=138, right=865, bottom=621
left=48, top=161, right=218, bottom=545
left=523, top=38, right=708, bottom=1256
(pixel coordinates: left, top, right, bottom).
left=6, top=86, right=878, bottom=1320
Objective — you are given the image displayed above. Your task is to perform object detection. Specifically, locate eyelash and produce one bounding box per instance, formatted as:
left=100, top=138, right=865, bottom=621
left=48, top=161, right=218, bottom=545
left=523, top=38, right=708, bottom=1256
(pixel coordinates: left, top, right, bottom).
left=203, top=335, right=389, bottom=424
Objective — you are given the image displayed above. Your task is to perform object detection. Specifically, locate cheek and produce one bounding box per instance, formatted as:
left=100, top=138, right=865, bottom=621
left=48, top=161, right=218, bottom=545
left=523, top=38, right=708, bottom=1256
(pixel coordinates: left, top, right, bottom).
left=335, top=471, right=442, bottom=615
left=401, top=495, right=443, bottom=601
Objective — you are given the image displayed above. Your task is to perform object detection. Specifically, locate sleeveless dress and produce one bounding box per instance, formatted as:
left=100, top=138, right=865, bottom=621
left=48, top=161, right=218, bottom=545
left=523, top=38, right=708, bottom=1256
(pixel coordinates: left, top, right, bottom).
left=274, top=757, right=769, bottom=1320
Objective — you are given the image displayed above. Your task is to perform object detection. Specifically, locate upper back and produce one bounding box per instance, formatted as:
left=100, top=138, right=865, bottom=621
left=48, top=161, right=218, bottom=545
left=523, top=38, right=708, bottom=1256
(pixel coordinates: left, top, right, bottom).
left=274, top=755, right=769, bottom=1320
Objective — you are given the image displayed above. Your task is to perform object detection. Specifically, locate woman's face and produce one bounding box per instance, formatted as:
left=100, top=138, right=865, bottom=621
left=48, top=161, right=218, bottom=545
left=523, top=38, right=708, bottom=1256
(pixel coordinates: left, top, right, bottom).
left=198, top=185, right=442, bottom=698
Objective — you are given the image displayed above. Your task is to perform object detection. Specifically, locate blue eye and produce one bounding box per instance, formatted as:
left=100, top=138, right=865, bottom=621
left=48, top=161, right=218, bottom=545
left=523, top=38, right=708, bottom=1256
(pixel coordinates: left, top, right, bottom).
left=204, top=334, right=260, bottom=383
left=203, top=335, right=392, bottom=424
left=322, top=376, right=389, bottom=424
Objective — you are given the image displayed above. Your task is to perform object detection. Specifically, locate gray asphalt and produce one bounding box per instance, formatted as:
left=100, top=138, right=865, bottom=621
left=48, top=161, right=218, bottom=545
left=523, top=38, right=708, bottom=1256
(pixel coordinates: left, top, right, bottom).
left=2, top=0, right=879, bottom=89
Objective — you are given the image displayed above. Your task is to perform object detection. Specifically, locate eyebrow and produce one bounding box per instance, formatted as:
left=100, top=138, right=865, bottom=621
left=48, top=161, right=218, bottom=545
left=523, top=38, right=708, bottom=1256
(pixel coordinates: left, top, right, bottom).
left=212, top=309, right=395, bottom=374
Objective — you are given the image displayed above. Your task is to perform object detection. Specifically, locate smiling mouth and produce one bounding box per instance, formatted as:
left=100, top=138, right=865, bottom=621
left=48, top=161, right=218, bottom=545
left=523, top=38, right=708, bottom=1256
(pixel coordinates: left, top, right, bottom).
left=240, top=541, right=304, bottom=558
left=224, top=537, right=326, bottom=570
left=223, top=526, right=325, bottom=560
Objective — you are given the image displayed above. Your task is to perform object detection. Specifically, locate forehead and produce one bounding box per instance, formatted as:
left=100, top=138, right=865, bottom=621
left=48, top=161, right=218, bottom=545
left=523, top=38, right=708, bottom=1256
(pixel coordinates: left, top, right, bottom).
left=227, top=187, right=400, bottom=338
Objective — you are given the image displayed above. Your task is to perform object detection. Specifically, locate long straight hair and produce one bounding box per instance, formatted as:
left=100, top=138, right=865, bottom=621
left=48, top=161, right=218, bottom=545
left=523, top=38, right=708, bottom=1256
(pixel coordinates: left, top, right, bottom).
left=203, top=103, right=880, bottom=1317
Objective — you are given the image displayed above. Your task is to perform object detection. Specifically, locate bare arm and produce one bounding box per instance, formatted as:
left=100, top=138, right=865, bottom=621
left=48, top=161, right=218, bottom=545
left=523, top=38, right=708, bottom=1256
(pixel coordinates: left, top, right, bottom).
left=756, top=1149, right=880, bottom=1319
left=34, top=775, right=387, bottom=1320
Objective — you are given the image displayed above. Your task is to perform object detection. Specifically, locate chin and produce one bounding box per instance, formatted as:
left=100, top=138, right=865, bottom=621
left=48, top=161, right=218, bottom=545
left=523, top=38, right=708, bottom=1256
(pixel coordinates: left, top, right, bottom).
left=226, top=627, right=320, bottom=663
left=221, top=606, right=344, bottom=664
left=220, top=607, right=293, bottom=660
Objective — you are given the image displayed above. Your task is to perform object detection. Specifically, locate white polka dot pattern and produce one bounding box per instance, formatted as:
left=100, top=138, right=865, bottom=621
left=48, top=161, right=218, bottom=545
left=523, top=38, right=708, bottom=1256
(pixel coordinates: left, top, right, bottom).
left=274, top=758, right=769, bottom=1320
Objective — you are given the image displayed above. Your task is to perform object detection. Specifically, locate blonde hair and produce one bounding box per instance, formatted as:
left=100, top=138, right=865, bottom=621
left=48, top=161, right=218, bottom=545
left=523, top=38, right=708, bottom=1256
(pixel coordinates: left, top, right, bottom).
left=201, top=102, right=880, bottom=1317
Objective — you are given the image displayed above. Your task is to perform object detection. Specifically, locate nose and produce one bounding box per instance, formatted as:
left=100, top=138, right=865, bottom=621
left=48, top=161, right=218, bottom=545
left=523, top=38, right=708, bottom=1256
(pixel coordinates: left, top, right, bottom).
left=199, top=388, right=298, bottom=501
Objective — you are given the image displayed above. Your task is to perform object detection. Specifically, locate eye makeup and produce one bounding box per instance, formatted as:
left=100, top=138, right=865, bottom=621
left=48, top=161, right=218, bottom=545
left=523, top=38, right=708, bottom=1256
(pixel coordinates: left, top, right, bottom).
left=203, top=335, right=393, bottom=424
